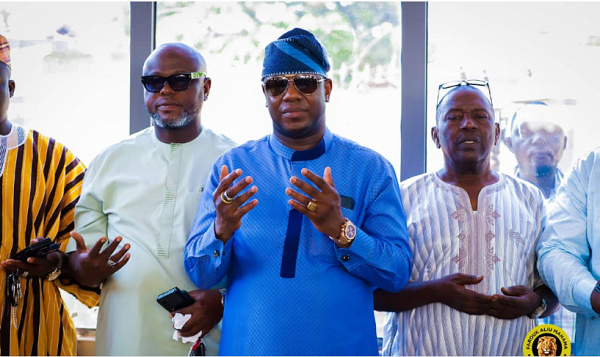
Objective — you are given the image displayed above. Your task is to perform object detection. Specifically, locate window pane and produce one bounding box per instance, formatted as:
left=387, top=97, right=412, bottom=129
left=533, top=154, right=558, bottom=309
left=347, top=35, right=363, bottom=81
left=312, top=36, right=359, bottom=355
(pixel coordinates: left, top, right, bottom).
left=1, top=1, right=130, bottom=329
left=2, top=2, right=130, bottom=165
left=156, top=1, right=402, bottom=177
left=427, top=2, right=600, bottom=175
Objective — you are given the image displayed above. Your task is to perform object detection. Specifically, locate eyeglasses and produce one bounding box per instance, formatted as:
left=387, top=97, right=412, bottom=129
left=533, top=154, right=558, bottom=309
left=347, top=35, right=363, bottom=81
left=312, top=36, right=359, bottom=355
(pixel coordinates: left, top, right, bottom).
left=436, top=79, right=493, bottom=108
left=141, top=72, right=205, bottom=93
left=263, top=75, right=326, bottom=97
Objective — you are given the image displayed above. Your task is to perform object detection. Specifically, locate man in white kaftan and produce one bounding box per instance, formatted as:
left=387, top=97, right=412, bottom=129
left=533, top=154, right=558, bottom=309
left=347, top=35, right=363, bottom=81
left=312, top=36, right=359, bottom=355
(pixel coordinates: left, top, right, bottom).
left=382, top=172, right=545, bottom=355
left=375, top=80, right=558, bottom=356
left=69, top=43, right=235, bottom=355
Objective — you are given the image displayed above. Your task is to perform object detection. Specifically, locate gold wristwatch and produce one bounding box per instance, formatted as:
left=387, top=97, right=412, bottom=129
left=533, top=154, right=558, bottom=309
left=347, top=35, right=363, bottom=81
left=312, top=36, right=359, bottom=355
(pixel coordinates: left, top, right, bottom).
left=330, top=219, right=356, bottom=246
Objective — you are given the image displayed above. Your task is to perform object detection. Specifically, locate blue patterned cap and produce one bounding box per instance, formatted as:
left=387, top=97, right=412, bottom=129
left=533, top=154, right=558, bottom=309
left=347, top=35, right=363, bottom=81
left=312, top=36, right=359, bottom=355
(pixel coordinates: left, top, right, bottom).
left=262, top=28, right=330, bottom=80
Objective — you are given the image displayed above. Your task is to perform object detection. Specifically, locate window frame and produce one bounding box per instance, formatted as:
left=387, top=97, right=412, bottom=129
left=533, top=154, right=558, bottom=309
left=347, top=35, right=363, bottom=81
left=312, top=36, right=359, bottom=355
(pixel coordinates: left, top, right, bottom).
left=128, top=1, right=428, bottom=180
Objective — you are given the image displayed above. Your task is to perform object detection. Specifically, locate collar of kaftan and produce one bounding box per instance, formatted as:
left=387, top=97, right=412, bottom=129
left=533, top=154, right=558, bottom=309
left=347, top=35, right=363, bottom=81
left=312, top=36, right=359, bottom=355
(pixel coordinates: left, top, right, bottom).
left=0, top=123, right=27, bottom=176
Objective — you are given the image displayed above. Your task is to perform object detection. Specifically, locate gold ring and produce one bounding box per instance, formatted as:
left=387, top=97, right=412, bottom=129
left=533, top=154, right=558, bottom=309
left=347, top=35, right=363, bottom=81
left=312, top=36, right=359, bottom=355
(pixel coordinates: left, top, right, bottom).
left=20, top=270, right=28, bottom=278
left=307, top=201, right=318, bottom=212
left=221, top=191, right=235, bottom=204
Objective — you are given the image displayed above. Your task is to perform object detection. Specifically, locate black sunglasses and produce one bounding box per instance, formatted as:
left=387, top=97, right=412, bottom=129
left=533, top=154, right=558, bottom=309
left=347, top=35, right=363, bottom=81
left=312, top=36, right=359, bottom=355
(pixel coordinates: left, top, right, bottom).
left=141, top=72, right=205, bottom=93
left=436, top=79, right=493, bottom=108
left=263, top=75, right=326, bottom=97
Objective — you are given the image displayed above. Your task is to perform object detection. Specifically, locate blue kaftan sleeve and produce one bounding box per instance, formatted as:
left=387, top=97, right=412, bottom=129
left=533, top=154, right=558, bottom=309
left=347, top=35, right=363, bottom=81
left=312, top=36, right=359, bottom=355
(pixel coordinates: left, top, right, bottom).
left=334, top=160, right=412, bottom=293
left=184, top=159, right=235, bottom=289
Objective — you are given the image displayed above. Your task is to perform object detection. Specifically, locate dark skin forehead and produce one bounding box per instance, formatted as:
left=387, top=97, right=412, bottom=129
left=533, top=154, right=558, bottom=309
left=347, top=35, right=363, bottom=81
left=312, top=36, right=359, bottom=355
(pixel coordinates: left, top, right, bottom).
left=142, top=43, right=206, bottom=75
left=436, top=86, right=493, bottom=123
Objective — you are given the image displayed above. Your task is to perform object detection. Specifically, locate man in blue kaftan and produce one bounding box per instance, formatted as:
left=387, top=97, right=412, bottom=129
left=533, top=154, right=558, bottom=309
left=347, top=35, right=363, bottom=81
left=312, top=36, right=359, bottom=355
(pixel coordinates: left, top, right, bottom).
left=184, top=28, right=411, bottom=355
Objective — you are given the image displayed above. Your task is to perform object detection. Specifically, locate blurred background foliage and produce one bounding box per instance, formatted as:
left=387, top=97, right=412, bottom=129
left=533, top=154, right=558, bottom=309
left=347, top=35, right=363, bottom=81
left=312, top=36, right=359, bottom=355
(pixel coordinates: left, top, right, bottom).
left=157, top=2, right=401, bottom=90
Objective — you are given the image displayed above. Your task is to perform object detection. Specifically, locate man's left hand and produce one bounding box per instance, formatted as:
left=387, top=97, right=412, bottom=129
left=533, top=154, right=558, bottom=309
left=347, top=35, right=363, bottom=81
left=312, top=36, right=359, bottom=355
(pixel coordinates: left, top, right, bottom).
left=489, top=285, right=541, bottom=319
left=174, top=289, right=224, bottom=338
left=0, top=237, right=63, bottom=278
left=286, top=167, right=346, bottom=240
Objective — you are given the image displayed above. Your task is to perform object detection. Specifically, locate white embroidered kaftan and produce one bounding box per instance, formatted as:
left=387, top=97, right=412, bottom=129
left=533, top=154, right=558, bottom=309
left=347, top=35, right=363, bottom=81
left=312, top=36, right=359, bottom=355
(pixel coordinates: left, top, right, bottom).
left=383, top=172, right=545, bottom=356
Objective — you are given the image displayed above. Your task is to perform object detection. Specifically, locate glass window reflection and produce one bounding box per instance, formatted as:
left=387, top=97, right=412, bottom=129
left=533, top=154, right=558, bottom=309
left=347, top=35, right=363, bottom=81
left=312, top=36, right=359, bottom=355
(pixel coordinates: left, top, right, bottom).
left=155, top=1, right=403, bottom=177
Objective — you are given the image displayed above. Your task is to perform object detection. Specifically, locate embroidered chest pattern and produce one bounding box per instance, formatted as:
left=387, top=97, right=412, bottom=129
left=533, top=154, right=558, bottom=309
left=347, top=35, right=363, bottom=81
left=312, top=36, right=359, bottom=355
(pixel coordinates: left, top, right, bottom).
left=484, top=204, right=501, bottom=274
left=451, top=204, right=468, bottom=272
left=450, top=202, right=502, bottom=293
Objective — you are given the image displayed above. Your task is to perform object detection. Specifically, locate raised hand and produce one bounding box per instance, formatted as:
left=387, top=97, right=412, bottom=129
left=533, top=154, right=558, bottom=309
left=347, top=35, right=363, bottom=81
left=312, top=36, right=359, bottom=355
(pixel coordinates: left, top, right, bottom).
left=213, top=165, right=258, bottom=242
left=489, top=285, right=542, bottom=319
left=286, top=167, right=346, bottom=240
left=173, top=289, right=224, bottom=338
left=67, top=231, right=130, bottom=287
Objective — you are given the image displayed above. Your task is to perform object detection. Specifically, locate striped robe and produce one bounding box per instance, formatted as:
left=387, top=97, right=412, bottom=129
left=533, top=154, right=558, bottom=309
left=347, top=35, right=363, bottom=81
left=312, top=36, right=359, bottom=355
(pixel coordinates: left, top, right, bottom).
left=0, top=125, right=100, bottom=356
left=383, top=172, right=546, bottom=356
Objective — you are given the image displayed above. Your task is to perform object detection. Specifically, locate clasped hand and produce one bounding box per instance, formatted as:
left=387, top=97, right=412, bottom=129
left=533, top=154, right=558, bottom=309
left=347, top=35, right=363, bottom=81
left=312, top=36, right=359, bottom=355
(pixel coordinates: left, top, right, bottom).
left=437, top=273, right=541, bottom=319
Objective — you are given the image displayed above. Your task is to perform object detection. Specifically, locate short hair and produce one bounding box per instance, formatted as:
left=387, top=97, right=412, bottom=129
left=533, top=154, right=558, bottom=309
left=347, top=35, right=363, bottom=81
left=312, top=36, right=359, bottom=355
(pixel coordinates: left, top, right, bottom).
left=143, top=42, right=207, bottom=74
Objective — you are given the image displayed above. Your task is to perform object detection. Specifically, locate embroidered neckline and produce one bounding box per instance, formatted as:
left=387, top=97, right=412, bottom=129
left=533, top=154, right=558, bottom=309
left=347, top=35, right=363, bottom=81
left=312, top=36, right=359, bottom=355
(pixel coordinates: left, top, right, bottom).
left=440, top=172, right=504, bottom=294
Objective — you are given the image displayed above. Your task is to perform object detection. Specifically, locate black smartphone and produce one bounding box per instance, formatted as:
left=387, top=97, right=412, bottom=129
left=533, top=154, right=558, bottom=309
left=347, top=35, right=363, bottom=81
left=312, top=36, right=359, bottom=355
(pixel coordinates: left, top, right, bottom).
left=157, top=287, right=195, bottom=312
left=12, top=238, right=61, bottom=261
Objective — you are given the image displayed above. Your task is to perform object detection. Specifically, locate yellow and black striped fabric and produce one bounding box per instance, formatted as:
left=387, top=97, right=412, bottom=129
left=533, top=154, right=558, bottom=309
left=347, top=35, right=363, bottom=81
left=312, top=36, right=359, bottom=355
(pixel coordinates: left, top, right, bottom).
left=0, top=129, right=100, bottom=356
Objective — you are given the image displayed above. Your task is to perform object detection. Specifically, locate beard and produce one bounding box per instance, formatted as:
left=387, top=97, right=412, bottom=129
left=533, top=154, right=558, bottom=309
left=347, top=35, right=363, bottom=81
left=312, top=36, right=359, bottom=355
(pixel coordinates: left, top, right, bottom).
left=274, top=123, right=313, bottom=139
left=535, top=164, right=554, bottom=178
left=151, top=106, right=199, bottom=129
left=272, top=117, right=324, bottom=140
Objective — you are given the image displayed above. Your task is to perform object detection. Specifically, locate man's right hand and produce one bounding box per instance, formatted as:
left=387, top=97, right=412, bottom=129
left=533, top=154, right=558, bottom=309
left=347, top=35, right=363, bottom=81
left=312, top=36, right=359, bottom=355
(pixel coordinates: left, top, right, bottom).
left=174, top=289, right=224, bottom=338
left=374, top=272, right=492, bottom=313
left=213, top=165, right=258, bottom=242
left=435, top=273, right=493, bottom=315
left=66, top=231, right=130, bottom=287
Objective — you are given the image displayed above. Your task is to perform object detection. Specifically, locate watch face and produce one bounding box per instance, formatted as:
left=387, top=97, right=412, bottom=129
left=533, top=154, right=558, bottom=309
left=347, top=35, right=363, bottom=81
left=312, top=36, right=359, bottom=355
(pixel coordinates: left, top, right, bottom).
left=345, top=222, right=357, bottom=240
